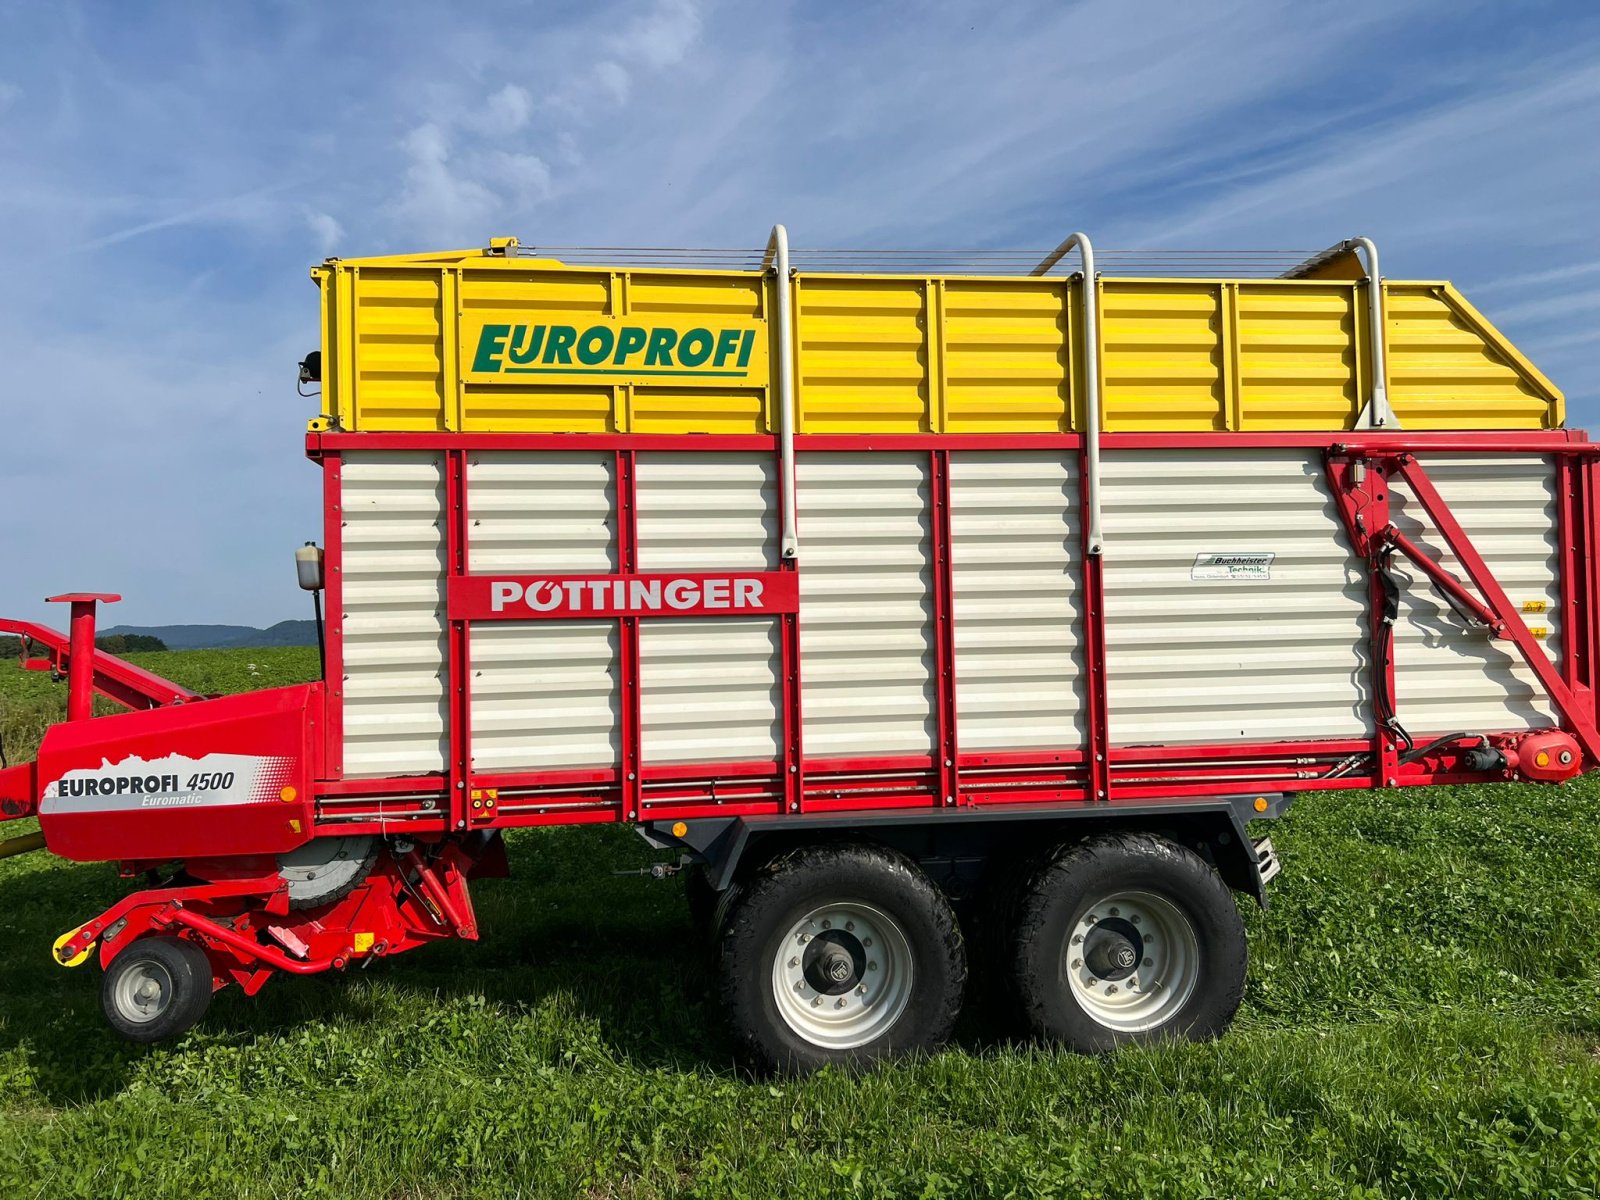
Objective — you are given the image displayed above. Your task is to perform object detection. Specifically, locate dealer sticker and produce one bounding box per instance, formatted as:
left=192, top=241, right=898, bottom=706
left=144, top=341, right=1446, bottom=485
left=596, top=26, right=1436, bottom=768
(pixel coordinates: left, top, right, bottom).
left=1191, top=552, right=1275, bottom=581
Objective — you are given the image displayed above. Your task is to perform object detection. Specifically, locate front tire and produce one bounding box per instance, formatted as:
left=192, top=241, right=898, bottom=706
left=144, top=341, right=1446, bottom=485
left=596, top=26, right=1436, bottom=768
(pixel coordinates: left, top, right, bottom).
left=719, top=844, right=966, bottom=1074
left=101, top=936, right=214, bottom=1043
left=1011, top=833, right=1246, bottom=1052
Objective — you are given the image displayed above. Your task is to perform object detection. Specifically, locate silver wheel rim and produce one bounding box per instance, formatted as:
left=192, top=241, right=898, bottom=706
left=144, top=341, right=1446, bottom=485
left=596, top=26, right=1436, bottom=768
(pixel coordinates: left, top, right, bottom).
left=113, top=960, right=175, bottom=1025
left=770, top=901, right=915, bottom=1050
left=1066, top=889, right=1200, bottom=1033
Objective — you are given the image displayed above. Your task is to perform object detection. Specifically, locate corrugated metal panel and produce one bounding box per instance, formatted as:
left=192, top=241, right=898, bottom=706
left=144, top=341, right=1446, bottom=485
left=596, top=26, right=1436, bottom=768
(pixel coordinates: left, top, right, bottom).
left=1386, top=285, right=1563, bottom=430
left=340, top=452, right=449, bottom=777
left=1101, top=283, right=1224, bottom=431
left=942, top=281, right=1071, bottom=433
left=349, top=269, right=447, bottom=431
left=798, top=452, right=936, bottom=757
left=949, top=451, right=1083, bottom=750
left=1100, top=449, right=1368, bottom=744
left=636, top=452, right=782, bottom=764
left=797, top=278, right=928, bottom=433
left=466, top=452, right=619, bottom=772
left=469, top=622, right=619, bottom=771
left=1235, top=284, right=1360, bottom=430
left=469, top=451, right=615, bottom=573
left=1390, top=455, right=1560, bottom=733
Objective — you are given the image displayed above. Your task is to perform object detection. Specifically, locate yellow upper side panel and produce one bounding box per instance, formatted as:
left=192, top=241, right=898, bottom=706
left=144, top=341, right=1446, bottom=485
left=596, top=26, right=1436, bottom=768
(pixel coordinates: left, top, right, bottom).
left=315, top=259, right=1562, bottom=435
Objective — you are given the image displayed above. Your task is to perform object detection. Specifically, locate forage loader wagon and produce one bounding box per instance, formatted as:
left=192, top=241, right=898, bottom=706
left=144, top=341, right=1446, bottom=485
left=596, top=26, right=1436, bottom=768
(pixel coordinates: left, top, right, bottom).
left=3, top=227, right=1594, bottom=1072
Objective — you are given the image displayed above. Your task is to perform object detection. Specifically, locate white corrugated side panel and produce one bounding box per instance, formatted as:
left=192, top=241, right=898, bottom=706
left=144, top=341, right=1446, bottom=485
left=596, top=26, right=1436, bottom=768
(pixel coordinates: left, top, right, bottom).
left=798, top=452, right=936, bottom=758
left=949, top=451, right=1084, bottom=750
left=1391, top=455, right=1560, bottom=733
left=1101, top=449, right=1368, bottom=744
left=340, top=452, right=448, bottom=777
left=467, top=452, right=619, bottom=771
left=636, top=452, right=782, bottom=764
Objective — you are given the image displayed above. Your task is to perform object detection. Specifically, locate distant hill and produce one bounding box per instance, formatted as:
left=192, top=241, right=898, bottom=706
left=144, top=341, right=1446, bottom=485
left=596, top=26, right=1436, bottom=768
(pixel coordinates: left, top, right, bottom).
left=98, top=620, right=318, bottom=650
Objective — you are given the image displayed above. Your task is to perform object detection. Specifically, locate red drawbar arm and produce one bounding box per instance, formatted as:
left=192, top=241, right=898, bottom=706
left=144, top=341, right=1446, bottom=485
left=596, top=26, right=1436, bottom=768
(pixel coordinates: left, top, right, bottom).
left=0, top=615, right=202, bottom=712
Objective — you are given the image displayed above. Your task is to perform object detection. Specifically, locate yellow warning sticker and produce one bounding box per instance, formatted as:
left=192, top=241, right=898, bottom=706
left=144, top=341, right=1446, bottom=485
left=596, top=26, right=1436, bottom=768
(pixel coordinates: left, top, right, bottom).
left=1522, top=600, right=1549, bottom=613
left=1529, top=626, right=1550, bottom=639
left=353, top=932, right=375, bottom=953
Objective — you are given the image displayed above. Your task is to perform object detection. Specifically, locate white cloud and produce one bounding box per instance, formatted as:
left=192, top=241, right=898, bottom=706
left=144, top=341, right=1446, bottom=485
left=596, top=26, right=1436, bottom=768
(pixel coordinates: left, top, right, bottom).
left=473, top=83, right=533, bottom=136
left=593, top=61, right=631, bottom=105
left=304, top=209, right=344, bottom=256
left=609, top=0, right=701, bottom=69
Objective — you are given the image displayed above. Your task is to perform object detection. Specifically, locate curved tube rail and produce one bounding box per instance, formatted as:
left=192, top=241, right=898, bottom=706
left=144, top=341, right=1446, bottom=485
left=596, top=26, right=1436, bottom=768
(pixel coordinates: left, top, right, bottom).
left=1032, top=233, right=1104, bottom=555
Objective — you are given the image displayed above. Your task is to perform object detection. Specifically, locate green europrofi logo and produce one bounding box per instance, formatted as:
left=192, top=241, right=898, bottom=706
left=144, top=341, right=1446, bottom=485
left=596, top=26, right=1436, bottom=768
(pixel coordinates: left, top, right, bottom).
left=471, top=323, right=758, bottom=377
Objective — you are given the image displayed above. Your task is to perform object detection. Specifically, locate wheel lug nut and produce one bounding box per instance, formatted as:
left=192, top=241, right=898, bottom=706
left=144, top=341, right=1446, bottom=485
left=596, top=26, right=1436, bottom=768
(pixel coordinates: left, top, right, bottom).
left=1106, top=985, right=1118, bottom=995
left=835, top=998, right=847, bottom=1008
left=868, top=961, right=878, bottom=971
left=863, top=938, right=872, bottom=948
left=1108, top=907, right=1120, bottom=917
left=812, top=997, right=821, bottom=1007
left=794, top=980, right=805, bottom=992
left=1130, top=915, right=1140, bottom=925
left=1143, top=958, right=1152, bottom=967
left=799, top=933, right=811, bottom=943
left=1071, top=934, right=1083, bottom=945
left=821, top=920, right=831, bottom=929
left=1071, top=959, right=1082, bottom=970
left=788, top=957, right=799, bottom=968
left=845, top=921, right=854, bottom=932
left=856, top=984, right=866, bottom=994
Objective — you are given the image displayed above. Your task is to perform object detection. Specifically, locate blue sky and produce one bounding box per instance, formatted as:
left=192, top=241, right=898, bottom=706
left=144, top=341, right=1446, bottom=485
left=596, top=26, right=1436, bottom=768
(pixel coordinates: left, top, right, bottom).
left=1, top=0, right=1597, bottom=628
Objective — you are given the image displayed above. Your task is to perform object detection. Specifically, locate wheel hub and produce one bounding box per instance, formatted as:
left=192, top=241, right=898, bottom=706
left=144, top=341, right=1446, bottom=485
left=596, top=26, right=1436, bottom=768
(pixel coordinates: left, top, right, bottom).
left=802, top=930, right=865, bottom=994
left=1081, top=917, right=1143, bottom=982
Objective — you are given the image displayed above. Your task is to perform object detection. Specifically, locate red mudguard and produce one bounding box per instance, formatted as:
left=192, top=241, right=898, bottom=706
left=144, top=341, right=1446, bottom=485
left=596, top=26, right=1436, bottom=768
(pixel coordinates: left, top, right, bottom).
left=35, top=684, right=322, bottom=862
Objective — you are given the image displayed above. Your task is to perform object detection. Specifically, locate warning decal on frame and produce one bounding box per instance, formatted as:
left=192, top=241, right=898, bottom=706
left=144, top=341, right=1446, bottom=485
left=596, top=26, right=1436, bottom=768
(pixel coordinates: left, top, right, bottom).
left=1191, top=552, right=1275, bottom=581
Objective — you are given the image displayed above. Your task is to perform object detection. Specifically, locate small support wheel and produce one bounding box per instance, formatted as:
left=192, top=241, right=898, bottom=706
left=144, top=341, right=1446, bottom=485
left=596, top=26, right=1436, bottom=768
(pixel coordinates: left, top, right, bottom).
left=101, top=936, right=214, bottom=1043
left=1011, top=833, right=1246, bottom=1052
left=718, top=843, right=966, bottom=1074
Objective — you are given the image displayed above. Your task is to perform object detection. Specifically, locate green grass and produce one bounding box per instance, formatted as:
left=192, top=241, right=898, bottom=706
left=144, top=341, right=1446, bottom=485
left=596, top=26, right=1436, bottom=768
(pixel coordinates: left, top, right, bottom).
left=4, top=648, right=1600, bottom=1197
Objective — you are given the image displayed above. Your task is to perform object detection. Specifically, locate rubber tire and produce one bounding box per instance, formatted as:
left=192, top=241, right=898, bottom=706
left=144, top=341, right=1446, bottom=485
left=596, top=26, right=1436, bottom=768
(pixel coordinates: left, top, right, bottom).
left=1011, top=833, right=1246, bottom=1053
left=101, top=936, right=214, bottom=1043
left=719, top=843, right=966, bottom=1075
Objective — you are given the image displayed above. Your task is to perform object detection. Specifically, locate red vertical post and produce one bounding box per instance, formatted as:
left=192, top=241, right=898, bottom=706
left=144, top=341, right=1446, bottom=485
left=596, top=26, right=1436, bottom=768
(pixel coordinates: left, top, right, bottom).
left=1556, top=457, right=1593, bottom=703
left=1077, top=463, right=1111, bottom=804
left=444, top=450, right=472, bottom=831
left=1586, top=456, right=1600, bottom=729
left=46, top=594, right=119, bottom=722
left=321, top=454, right=345, bottom=778
left=616, top=450, right=642, bottom=821
left=1325, top=454, right=1400, bottom=788
left=778, top=453, right=805, bottom=816
left=929, top=450, right=960, bottom=807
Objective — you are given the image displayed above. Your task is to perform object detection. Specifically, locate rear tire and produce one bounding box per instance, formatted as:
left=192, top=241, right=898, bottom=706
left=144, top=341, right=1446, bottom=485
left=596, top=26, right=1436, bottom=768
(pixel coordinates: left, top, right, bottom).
left=101, top=936, right=214, bottom=1043
left=1011, top=833, right=1246, bottom=1052
left=719, top=843, right=966, bottom=1074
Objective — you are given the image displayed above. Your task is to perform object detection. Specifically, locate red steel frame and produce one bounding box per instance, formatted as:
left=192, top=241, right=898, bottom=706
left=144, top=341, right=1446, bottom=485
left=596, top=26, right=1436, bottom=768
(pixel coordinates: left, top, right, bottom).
left=297, top=427, right=1600, bottom=837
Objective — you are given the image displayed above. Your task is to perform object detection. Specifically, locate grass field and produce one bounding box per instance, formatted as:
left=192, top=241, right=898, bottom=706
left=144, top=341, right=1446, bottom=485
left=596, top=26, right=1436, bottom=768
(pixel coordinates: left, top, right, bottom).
left=3, top=647, right=1600, bottom=1198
